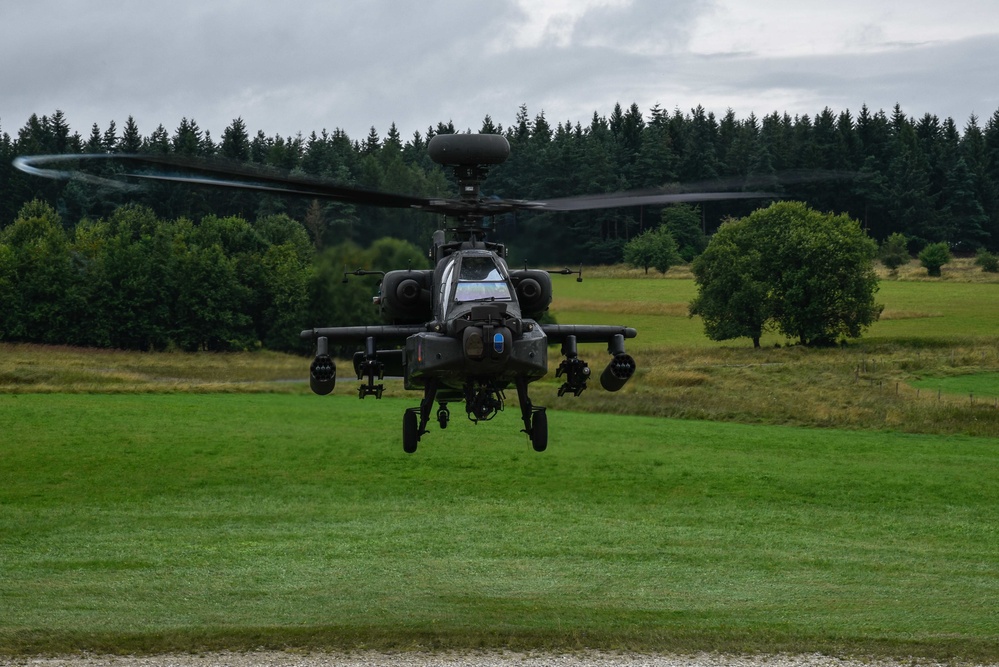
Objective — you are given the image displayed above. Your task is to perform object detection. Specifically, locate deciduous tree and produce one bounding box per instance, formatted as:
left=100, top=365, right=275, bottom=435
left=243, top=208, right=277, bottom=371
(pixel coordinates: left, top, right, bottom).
left=623, top=225, right=681, bottom=274
left=689, top=217, right=770, bottom=347
left=691, top=201, right=882, bottom=347
left=660, top=203, right=706, bottom=261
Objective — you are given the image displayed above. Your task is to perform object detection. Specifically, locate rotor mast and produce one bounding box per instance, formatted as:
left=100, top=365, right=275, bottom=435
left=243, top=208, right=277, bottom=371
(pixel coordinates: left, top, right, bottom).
left=451, top=164, right=490, bottom=240
left=428, top=134, right=511, bottom=243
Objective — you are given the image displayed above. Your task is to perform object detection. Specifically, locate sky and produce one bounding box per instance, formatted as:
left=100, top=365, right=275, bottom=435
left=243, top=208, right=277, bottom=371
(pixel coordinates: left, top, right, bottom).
left=3, top=0, right=999, bottom=144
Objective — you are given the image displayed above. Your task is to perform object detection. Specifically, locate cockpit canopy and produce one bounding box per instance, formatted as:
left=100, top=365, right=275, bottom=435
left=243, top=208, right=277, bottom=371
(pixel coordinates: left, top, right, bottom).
left=437, top=251, right=518, bottom=321
left=454, top=255, right=513, bottom=303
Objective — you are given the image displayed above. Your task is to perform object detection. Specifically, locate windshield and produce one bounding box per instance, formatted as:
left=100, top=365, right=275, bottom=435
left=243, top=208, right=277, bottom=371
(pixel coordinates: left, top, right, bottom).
left=455, top=281, right=512, bottom=302
left=455, top=256, right=512, bottom=303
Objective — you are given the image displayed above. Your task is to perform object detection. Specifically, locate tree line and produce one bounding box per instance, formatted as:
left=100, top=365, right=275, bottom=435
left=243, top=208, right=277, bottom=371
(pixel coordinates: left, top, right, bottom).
left=3, top=101, right=999, bottom=264
left=2, top=102, right=999, bottom=352
left=0, top=200, right=428, bottom=352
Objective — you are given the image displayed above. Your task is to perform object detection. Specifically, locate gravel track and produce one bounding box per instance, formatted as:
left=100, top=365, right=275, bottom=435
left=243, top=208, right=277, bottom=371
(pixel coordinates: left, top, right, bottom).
left=2, top=652, right=989, bottom=667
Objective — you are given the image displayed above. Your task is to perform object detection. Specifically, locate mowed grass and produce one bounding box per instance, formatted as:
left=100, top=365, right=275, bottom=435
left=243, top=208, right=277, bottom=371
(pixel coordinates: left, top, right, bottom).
left=546, top=270, right=999, bottom=436
left=1, top=394, right=998, bottom=660
left=912, top=372, right=999, bottom=399
left=2, top=264, right=999, bottom=659
left=552, top=262, right=999, bottom=349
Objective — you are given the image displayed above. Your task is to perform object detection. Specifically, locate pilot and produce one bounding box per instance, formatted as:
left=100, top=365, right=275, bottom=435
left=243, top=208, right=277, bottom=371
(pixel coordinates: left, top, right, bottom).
left=459, top=257, right=500, bottom=281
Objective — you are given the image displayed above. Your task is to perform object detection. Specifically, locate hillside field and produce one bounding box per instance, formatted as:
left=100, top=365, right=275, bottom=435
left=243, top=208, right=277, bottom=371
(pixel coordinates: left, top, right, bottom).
left=1, top=265, right=998, bottom=659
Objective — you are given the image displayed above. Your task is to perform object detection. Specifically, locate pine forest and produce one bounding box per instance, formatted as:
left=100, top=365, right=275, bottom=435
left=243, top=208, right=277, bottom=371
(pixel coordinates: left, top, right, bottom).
left=1, top=101, right=998, bottom=352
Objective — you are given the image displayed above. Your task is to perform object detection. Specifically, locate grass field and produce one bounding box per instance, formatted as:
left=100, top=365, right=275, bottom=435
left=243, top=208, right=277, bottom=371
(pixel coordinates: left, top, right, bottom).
left=553, top=260, right=999, bottom=349
left=912, top=372, right=999, bottom=399
left=2, top=263, right=999, bottom=659
left=545, top=262, right=999, bottom=438
left=2, top=394, right=997, bottom=659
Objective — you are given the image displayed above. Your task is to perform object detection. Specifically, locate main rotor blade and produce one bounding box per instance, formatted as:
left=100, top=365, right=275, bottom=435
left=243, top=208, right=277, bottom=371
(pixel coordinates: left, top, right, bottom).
left=15, top=153, right=796, bottom=218
left=14, top=153, right=438, bottom=210
left=517, top=190, right=777, bottom=212
left=12, top=154, right=144, bottom=192
left=501, top=169, right=854, bottom=213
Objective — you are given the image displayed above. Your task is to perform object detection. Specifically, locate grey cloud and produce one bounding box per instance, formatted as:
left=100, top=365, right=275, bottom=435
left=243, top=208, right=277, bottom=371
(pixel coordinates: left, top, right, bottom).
left=677, top=34, right=999, bottom=122
left=2, top=1, right=997, bottom=144
left=571, top=0, right=714, bottom=51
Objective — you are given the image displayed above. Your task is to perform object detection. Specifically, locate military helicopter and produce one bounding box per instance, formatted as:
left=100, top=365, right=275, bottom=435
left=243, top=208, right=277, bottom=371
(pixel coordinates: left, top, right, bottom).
left=15, top=134, right=771, bottom=453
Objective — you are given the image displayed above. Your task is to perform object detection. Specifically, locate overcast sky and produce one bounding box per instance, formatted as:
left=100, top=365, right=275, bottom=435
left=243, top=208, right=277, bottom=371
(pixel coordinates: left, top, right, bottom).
left=3, top=0, right=999, bottom=144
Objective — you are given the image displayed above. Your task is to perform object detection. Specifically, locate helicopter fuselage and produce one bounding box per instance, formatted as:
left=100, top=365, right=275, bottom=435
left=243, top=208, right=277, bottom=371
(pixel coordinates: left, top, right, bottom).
left=404, top=247, right=549, bottom=399
left=14, top=133, right=658, bottom=453
left=303, top=237, right=636, bottom=451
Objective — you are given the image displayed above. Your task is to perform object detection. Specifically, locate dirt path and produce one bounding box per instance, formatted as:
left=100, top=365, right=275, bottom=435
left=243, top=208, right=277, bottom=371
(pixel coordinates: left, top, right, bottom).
left=1, top=652, right=981, bottom=667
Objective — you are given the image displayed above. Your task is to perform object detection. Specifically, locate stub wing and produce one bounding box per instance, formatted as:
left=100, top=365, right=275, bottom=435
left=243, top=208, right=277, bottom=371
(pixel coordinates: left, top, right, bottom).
left=300, top=325, right=429, bottom=398
left=300, top=324, right=428, bottom=343
left=538, top=323, right=637, bottom=394
left=538, top=324, right=637, bottom=345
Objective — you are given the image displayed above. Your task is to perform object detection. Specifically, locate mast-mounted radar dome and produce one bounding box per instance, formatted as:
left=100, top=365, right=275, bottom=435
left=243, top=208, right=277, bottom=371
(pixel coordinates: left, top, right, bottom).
left=428, top=134, right=510, bottom=166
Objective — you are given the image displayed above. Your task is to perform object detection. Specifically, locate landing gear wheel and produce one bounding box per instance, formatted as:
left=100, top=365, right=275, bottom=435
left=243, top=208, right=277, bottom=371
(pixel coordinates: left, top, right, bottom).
left=437, top=405, right=450, bottom=430
left=530, top=409, right=548, bottom=452
left=403, top=410, right=419, bottom=454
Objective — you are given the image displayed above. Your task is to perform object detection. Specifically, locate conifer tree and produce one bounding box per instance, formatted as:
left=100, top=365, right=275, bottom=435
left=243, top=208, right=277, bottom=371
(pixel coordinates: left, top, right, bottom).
left=119, top=117, right=142, bottom=153
left=220, top=117, right=250, bottom=161
left=172, top=117, right=203, bottom=156
left=85, top=123, right=103, bottom=153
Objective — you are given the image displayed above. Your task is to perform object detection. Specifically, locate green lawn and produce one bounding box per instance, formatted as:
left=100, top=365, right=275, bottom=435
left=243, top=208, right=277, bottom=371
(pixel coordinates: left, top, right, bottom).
left=872, top=281, right=999, bottom=340
left=2, top=393, right=997, bottom=659
left=911, top=371, right=999, bottom=399
left=552, top=276, right=999, bottom=349
left=3, top=273, right=999, bottom=658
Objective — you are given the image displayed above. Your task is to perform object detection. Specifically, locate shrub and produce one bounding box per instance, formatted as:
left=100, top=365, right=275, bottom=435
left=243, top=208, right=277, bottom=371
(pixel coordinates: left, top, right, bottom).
left=918, top=242, right=951, bottom=277
left=974, top=248, right=999, bottom=273
left=879, top=232, right=910, bottom=273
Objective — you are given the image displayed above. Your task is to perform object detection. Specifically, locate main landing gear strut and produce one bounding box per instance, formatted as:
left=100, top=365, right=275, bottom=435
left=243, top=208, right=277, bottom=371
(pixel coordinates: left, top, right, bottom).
left=401, top=377, right=547, bottom=454
left=516, top=376, right=547, bottom=452
left=402, top=380, right=438, bottom=454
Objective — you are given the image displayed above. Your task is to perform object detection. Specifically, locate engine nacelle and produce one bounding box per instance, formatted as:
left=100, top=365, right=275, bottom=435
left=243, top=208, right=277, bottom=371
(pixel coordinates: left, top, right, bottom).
left=510, top=269, right=552, bottom=319
left=380, top=270, right=433, bottom=323
left=600, top=353, right=636, bottom=392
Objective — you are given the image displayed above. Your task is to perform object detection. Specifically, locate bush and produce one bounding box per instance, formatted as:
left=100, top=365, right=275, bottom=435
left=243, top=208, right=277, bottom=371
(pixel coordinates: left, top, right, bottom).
left=879, top=232, right=909, bottom=273
left=918, top=242, right=951, bottom=277
left=974, top=248, right=999, bottom=273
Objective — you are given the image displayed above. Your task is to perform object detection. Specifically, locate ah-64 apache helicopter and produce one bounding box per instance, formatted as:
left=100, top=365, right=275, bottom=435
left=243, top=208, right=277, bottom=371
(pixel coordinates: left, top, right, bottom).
left=16, top=134, right=771, bottom=453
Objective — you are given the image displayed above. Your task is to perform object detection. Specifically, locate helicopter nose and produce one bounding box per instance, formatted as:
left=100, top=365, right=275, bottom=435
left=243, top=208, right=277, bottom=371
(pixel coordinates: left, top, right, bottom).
left=462, top=326, right=512, bottom=362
